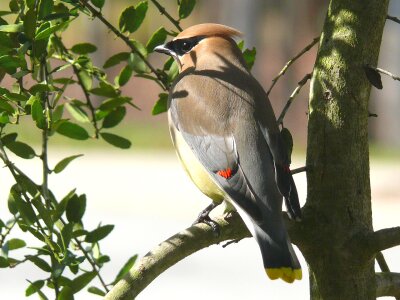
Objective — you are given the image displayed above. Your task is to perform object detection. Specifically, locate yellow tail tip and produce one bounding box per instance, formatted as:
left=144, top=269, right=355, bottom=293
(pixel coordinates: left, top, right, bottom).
left=265, top=268, right=302, bottom=283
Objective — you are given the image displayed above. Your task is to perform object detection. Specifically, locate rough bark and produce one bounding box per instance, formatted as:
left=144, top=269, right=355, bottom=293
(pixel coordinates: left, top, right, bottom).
left=301, top=1, right=389, bottom=299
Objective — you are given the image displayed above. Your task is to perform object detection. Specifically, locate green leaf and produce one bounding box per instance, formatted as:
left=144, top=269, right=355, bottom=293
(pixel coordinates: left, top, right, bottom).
left=102, top=106, right=126, bottom=128
left=152, top=93, right=168, bottom=115
left=243, top=47, right=256, bottom=70
left=6, top=238, right=26, bottom=250
left=9, top=0, right=19, bottom=12
left=24, top=9, right=37, bottom=39
left=0, top=257, right=8, bottom=268
left=91, top=0, right=105, bottom=9
left=16, top=174, right=39, bottom=196
left=146, top=27, right=168, bottom=53
left=70, top=272, right=96, bottom=293
left=66, top=103, right=90, bottom=123
left=26, top=0, right=36, bottom=9
left=237, top=40, right=244, bottom=50
left=119, top=1, right=148, bottom=33
left=128, top=52, right=149, bottom=73
left=98, top=96, right=131, bottom=111
left=5, top=141, right=36, bottom=159
left=56, top=121, right=89, bottom=140
left=88, top=286, right=105, bottom=296
left=54, top=189, right=76, bottom=221
left=167, top=60, right=179, bottom=82
left=78, top=69, right=92, bottom=90
left=96, top=255, right=110, bottom=264
left=29, top=83, right=51, bottom=94
left=0, top=132, right=17, bottom=145
left=31, top=197, right=53, bottom=229
left=14, top=196, right=36, bottom=225
left=35, top=20, right=71, bottom=40
left=60, top=223, right=73, bottom=250
left=71, top=43, right=97, bottom=55
left=25, top=280, right=45, bottom=297
left=0, top=98, right=15, bottom=114
left=117, top=65, right=132, bottom=86
left=113, top=254, right=138, bottom=284
left=27, top=255, right=52, bottom=272
left=31, top=96, right=46, bottom=129
left=66, top=194, right=86, bottom=223
left=103, top=52, right=130, bottom=68
left=101, top=132, right=131, bottom=149
left=0, top=23, right=23, bottom=33
left=54, top=154, right=83, bottom=174
left=85, top=224, right=114, bottom=243
left=0, top=55, right=23, bottom=73
left=90, top=82, right=119, bottom=98
left=0, top=112, right=9, bottom=124
left=38, top=0, right=54, bottom=20
left=58, top=286, right=74, bottom=300
left=178, top=0, right=196, bottom=19
left=8, top=185, right=19, bottom=215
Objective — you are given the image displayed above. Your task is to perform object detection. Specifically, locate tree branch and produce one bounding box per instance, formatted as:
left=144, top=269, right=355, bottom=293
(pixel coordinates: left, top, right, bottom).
left=376, top=272, right=400, bottom=298
left=149, top=0, right=182, bottom=31
left=387, top=15, right=400, bottom=25
left=266, top=36, right=319, bottom=96
left=105, top=213, right=251, bottom=300
left=277, top=73, right=312, bottom=125
left=369, top=227, right=400, bottom=253
left=366, top=64, right=400, bottom=82
left=78, top=0, right=169, bottom=90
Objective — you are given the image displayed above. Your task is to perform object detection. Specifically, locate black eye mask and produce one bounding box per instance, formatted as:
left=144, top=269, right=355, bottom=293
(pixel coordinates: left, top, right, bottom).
left=166, top=36, right=206, bottom=56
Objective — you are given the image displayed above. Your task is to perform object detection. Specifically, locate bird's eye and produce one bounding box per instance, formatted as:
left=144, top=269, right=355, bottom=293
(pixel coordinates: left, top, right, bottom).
left=181, top=41, right=192, bottom=52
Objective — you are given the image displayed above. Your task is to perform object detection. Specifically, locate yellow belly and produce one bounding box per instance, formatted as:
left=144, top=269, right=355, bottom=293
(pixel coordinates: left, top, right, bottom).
left=168, top=117, right=225, bottom=204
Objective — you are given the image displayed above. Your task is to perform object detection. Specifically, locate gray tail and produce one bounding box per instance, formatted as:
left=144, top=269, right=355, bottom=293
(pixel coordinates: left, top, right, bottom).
left=253, top=223, right=302, bottom=283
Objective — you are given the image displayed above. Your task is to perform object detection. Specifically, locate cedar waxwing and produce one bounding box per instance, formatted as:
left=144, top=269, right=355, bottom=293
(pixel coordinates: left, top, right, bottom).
left=155, top=23, right=302, bottom=283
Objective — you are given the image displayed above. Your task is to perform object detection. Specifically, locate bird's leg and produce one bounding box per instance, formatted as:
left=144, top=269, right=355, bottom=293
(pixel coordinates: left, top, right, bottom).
left=193, top=202, right=220, bottom=237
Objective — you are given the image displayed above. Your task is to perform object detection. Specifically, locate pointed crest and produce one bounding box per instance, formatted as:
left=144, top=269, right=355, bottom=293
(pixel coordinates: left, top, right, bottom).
left=175, top=23, right=242, bottom=40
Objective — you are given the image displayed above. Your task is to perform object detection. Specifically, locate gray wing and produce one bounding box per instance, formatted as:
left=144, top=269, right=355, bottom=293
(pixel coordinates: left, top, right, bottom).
left=170, top=100, right=262, bottom=222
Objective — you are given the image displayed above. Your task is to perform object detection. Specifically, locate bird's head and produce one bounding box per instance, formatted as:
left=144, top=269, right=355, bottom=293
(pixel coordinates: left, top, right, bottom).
left=155, top=23, right=242, bottom=72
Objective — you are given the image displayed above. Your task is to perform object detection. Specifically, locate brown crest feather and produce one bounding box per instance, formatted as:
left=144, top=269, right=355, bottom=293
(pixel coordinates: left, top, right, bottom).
left=175, top=23, right=242, bottom=40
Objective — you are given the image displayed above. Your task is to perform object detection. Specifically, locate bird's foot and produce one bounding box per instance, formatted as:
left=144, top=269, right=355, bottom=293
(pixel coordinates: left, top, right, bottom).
left=192, top=202, right=220, bottom=237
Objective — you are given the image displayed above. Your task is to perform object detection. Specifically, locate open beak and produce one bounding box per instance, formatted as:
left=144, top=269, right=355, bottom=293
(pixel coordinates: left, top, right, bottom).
left=154, top=44, right=170, bottom=55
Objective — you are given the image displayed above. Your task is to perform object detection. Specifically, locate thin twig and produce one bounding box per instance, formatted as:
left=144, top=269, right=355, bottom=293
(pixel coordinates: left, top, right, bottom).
left=266, top=36, right=320, bottom=96
left=277, top=73, right=312, bottom=125
left=149, top=0, right=182, bottom=31
left=376, top=252, right=390, bottom=272
left=40, top=60, right=51, bottom=208
left=291, top=166, right=307, bottom=175
left=54, top=35, right=100, bottom=138
left=78, top=0, right=168, bottom=90
left=73, top=233, right=110, bottom=292
left=368, top=65, right=400, bottom=82
left=387, top=15, right=400, bottom=25
left=0, top=218, right=17, bottom=248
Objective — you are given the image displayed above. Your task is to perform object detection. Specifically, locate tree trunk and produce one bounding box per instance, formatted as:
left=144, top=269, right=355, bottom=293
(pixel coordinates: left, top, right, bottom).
left=300, top=0, right=389, bottom=299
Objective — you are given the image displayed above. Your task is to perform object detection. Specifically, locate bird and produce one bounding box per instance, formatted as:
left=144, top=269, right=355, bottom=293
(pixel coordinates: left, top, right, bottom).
left=154, top=23, right=302, bottom=283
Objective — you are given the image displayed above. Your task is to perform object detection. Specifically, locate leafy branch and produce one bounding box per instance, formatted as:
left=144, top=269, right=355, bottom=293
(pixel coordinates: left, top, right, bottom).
left=78, top=0, right=169, bottom=90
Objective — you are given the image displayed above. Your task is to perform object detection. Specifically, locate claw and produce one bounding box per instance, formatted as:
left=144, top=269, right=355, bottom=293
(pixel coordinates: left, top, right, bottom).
left=192, top=202, right=220, bottom=237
